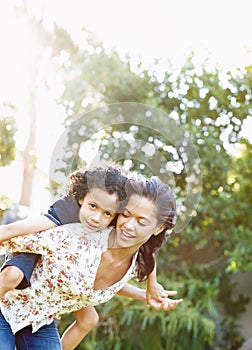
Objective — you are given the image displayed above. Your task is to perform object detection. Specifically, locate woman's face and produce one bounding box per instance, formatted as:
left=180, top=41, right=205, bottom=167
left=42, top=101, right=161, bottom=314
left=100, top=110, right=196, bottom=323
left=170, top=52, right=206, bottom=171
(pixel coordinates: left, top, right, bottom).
left=115, top=194, right=164, bottom=249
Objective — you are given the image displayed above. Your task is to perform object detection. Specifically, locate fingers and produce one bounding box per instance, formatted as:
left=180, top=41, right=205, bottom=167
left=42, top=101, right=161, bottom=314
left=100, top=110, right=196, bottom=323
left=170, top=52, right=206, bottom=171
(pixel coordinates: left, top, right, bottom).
left=165, top=290, right=177, bottom=296
left=148, top=297, right=183, bottom=311
left=161, top=298, right=183, bottom=311
left=155, top=290, right=178, bottom=300
left=156, top=290, right=169, bottom=301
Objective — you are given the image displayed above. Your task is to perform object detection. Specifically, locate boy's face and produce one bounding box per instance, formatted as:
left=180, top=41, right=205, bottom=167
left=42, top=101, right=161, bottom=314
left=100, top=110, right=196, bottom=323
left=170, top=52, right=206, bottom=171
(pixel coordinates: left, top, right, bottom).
left=79, top=187, right=119, bottom=233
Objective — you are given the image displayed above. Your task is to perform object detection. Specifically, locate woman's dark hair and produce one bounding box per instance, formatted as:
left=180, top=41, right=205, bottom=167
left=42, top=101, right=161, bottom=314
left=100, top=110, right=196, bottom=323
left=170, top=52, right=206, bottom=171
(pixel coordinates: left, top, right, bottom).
left=127, top=176, right=176, bottom=282
left=66, top=166, right=128, bottom=209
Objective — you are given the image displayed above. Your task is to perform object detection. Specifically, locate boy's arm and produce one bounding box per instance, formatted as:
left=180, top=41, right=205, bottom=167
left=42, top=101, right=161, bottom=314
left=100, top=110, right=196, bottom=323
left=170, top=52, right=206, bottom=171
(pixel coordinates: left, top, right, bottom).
left=0, top=196, right=80, bottom=243
left=0, top=215, right=55, bottom=242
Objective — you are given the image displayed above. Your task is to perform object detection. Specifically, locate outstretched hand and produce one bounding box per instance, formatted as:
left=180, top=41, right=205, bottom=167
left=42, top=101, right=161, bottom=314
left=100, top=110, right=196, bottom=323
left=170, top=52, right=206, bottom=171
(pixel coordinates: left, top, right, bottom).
left=147, top=290, right=183, bottom=311
left=146, top=281, right=169, bottom=302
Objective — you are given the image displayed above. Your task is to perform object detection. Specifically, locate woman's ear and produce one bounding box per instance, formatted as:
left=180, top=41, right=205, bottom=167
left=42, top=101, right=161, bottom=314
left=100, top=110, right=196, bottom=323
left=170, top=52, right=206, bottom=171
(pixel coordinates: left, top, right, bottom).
left=79, top=199, right=83, bottom=205
left=153, top=224, right=166, bottom=236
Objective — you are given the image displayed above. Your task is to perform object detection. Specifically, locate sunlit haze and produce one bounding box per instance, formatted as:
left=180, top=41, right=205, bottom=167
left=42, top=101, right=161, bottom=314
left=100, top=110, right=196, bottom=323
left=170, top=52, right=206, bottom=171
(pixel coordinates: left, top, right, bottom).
left=0, top=0, right=251, bottom=210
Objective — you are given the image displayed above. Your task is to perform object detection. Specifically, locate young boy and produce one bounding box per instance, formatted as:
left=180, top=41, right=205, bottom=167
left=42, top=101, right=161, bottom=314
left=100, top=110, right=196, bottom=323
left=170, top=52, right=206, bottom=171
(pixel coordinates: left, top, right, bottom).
left=0, top=166, right=168, bottom=349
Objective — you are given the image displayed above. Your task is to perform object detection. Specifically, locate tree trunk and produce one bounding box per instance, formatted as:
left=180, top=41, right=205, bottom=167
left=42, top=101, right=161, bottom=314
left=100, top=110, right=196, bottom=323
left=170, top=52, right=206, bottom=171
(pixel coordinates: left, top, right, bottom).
left=18, top=89, right=37, bottom=207
left=19, top=80, right=37, bottom=207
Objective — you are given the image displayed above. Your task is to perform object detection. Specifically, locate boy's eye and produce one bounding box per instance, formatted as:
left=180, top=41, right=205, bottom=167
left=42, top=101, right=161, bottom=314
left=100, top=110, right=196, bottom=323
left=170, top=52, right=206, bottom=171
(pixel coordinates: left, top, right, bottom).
left=122, top=211, right=130, bottom=217
left=89, top=203, right=96, bottom=209
left=104, top=212, right=112, bottom=218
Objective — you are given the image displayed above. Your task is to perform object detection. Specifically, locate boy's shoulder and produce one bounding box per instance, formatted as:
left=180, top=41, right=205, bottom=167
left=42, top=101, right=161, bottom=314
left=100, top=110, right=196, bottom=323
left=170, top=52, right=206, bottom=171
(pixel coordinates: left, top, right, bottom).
left=49, top=196, right=80, bottom=225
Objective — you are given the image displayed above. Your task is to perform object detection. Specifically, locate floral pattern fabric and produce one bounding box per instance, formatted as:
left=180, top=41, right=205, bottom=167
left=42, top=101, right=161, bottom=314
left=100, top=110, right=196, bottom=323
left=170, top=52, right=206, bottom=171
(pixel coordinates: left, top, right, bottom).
left=0, top=223, right=137, bottom=334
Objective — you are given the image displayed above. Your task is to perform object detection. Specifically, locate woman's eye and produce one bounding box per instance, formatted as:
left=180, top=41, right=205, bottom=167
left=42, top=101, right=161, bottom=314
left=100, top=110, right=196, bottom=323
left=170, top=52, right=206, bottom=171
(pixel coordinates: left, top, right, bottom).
left=89, top=203, right=96, bottom=209
left=122, top=211, right=130, bottom=217
left=138, top=221, right=147, bottom=227
left=104, top=212, right=112, bottom=217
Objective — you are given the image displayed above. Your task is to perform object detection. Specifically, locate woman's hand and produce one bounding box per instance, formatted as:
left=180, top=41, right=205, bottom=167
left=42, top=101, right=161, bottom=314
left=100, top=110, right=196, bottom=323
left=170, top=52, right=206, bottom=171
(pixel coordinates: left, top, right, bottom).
left=147, top=291, right=183, bottom=311
left=146, top=281, right=169, bottom=303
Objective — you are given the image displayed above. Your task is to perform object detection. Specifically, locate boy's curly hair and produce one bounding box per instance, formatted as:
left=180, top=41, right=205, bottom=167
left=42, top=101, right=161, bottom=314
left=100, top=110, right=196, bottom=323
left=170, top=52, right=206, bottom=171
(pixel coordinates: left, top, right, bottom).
left=66, top=166, right=128, bottom=208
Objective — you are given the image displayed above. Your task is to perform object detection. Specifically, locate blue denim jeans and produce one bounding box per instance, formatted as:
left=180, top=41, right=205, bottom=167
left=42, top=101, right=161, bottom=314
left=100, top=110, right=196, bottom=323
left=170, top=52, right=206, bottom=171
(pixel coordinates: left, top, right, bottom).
left=0, top=310, right=62, bottom=349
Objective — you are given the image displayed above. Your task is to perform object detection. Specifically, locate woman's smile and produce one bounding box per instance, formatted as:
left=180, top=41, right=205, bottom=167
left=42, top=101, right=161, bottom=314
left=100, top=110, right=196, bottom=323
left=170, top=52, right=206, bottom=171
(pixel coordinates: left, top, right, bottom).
left=119, top=229, right=136, bottom=240
left=115, top=194, right=164, bottom=249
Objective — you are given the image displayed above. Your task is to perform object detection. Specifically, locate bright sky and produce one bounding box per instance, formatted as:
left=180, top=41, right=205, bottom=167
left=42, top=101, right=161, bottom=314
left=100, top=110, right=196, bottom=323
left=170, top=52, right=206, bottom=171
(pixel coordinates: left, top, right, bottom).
left=0, top=0, right=252, bottom=210
left=43, top=0, right=252, bottom=68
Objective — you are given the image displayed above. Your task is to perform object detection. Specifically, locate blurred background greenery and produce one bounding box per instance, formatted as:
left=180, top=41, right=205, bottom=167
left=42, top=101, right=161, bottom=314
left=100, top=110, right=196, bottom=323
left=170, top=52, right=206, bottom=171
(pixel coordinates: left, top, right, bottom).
left=0, top=1, right=252, bottom=349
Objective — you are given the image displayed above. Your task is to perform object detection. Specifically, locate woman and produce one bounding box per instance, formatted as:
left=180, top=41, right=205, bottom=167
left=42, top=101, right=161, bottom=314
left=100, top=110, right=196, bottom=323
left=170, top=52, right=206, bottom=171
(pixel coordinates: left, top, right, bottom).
left=0, top=176, right=181, bottom=350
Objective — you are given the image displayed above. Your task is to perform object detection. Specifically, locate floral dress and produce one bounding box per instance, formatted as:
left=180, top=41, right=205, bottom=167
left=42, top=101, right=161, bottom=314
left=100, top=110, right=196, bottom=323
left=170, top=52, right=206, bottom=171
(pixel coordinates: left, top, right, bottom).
left=0, top=223, right=137, bottom=334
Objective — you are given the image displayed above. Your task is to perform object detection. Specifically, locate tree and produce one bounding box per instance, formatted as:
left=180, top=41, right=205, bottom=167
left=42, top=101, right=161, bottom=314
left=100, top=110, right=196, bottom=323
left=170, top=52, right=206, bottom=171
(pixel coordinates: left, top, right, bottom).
left=1, top=15, right=248, bottom=346
left=0, top=103, right=16, bottom=167
left=14, top=4, right=44, bottom=207
left=0, top=103, right=17, bottom=222
left=1, top=2, right=57, bottom=209
left=50, top=28, right=252, bottom=349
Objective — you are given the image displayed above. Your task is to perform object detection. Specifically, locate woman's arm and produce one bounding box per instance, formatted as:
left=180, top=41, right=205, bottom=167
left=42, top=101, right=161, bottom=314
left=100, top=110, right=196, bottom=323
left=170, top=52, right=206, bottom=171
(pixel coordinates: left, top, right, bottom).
left=117, top=283, right=146, bottom=302
left=117, top=282, right=169, bottom=303
left=0, top=215, right=55, bottom=242
left=117, top=283, right=182, bottom=310
left=146, top=261, right=169, bottom=302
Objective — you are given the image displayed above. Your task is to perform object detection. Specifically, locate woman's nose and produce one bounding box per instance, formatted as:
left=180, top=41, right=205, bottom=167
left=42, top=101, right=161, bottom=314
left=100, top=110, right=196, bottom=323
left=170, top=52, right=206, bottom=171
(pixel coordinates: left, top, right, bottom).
left=123, top=218, right=135, bottom=231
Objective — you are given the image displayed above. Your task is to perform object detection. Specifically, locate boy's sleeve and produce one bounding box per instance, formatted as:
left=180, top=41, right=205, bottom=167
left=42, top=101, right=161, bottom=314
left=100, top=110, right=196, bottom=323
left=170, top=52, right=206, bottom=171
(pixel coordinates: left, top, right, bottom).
left=42, top=196, right=80, bottom=225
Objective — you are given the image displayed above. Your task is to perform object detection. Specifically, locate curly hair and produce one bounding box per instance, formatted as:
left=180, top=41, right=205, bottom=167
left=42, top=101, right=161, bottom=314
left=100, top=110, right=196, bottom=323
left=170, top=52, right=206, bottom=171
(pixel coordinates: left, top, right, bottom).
left=66, top=166, right=128, bottom=211
left=126, top=176, right=177, bottom=282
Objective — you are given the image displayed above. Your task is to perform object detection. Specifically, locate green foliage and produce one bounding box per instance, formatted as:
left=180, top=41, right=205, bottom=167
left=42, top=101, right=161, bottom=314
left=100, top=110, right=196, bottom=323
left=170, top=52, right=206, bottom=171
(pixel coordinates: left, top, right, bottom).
left=0, top=195, right=13, bottom=222
left=0, top=104, right=16, bottom=166
left=51, top=28, right=252, bottom=349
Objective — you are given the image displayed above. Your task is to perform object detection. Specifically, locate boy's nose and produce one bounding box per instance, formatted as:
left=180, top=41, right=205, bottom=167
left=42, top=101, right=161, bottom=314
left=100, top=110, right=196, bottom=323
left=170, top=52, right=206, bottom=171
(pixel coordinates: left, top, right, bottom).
left=91, top=212, right=101, bottom=223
